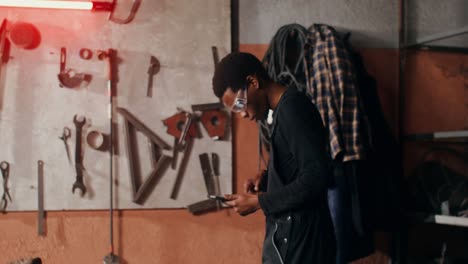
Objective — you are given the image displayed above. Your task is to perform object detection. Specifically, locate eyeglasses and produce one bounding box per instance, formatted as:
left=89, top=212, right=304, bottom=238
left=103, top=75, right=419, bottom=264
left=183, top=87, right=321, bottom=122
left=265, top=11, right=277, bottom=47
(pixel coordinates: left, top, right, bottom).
left=230, top=87, right=248, bottom=113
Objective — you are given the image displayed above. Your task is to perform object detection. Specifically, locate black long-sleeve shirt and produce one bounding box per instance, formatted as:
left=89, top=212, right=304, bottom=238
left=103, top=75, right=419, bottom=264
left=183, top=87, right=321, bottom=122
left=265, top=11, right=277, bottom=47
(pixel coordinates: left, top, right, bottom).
left=257, top=88, right=335, bottom=263
left=258, top=88, right=330, bottom=215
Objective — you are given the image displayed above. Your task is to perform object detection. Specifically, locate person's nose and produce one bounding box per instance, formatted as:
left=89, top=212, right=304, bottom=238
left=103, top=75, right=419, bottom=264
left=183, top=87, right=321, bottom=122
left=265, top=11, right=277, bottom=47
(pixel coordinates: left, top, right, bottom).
left=241, top=111, right=249, bottom=119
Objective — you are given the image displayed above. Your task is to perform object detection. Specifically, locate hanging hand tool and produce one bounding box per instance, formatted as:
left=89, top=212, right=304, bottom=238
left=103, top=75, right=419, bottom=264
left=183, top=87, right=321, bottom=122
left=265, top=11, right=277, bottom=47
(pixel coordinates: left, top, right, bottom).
left=191, top=103, right=227, bottom=140
left=174, top=111, right=194, bottom=170
left=211, top=153, right=220, bottom=176
left=133, top=147, right=171, bottom=204
left=199, top=153, right=223, bottom=210
left=108, top=0, right=142, bottom=25
left=86, top=130, right=110, bottom=152
left=170, top=137, right=194, bottom=200
left=187, top=198, right=219, bottom=215
left=146, top=55, right=160, bottom=98
left=103, top=48, right=121, bottom=264
left=163, top=111, right=198, bottom=169
left=57, top=47, right=91, bottom=89
left=211, top=46, right=220, bottom=66
left=199, top=153, right=216, bottom=196
left=117, top=107, right=172, bottom=204
left=72, top=115, right=87, bottom=196
left=199, top=110, right=227, bottom=140
left=0, top=19, right=10, bottom=112
left=211, top=153, right=221, bottom=197
left=211, top=153, right=222, bottom=210
left=0, top=161, right=11, bottom=213
left=0, top=19, right=10, bottom=64
left=37, top=160, right=45, bottom=236
left=59, top=127, right=72, bottom=164
left=163, top=110, right=199, bottom=199
left=177, top=111, right=195, bottom=148
left=171, top=137, right=179, bottom=170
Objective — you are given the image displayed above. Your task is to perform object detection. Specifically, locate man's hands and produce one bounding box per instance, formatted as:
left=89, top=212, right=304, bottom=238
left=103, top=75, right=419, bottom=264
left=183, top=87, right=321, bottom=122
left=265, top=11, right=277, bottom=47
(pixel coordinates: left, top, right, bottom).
left=243, top=170, right=265, bottom=193
left=224, top=171, right=266, bottom=216
left=224, top=171, right=265, bottom=216
left=224, top=193, right=261, bottom=216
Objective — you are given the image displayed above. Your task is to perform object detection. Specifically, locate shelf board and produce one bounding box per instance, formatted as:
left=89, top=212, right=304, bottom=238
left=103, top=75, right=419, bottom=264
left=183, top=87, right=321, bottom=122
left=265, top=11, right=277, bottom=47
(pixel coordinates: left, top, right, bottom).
left=405, top=25, right=468, bottom=47
left=426, top=215, right=468, bottom=227
left=408, top=213, right=468, bottom=228
left=408, top=45, right=468, bottom=54
left=405, top=130, right=468, bottom=143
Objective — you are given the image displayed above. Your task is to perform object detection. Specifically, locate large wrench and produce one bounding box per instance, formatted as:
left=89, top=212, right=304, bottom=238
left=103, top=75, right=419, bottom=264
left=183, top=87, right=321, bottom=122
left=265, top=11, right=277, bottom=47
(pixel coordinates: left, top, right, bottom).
left=73, top=115, right=87, bottom=196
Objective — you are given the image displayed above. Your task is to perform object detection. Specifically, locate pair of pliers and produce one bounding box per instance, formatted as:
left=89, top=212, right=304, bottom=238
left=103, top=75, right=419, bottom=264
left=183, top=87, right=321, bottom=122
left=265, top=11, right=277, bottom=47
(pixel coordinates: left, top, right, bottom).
left=0, top=161, right=11, bottom=213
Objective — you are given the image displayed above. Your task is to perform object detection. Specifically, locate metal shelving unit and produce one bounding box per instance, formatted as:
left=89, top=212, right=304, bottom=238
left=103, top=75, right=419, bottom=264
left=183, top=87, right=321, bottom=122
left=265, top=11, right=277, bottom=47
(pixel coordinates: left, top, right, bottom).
left=395, top=1, right=468, bottom=263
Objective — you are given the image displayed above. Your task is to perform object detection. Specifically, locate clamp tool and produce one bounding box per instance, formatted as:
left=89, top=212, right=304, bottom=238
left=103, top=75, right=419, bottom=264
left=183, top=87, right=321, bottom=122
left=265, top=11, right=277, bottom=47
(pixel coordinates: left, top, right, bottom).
left=37, top=160, right=45, bottom=236
left=163, top=110, right=198, bottom=170
left=57, top=47, right=91, bottom=89
left=146, top=56, right=160, bottom=98
left=191, top=103, right=227, bottom=140
left=0, top=161, right=11, bottom=213
left=163, top=109, right=199, bottom=200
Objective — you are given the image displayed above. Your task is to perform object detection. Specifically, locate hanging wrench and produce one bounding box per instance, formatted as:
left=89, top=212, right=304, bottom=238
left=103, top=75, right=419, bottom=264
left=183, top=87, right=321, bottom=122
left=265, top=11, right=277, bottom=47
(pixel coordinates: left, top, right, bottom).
left=73, top=115, right=87, bottom=196
left=59, top=127, right=72, bottom=164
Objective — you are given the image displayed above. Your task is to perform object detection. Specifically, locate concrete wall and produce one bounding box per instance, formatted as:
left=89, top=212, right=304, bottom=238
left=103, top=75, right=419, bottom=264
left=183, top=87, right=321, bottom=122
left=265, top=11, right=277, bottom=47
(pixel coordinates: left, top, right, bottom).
left=240, top=0, right=398, bottom=48
left=240, top=0, right=468, bottom=48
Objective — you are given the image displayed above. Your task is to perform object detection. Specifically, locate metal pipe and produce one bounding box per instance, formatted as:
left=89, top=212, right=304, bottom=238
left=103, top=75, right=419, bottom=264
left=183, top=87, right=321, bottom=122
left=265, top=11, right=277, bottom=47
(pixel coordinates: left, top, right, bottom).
left=0, top=0, right=114, bottom=11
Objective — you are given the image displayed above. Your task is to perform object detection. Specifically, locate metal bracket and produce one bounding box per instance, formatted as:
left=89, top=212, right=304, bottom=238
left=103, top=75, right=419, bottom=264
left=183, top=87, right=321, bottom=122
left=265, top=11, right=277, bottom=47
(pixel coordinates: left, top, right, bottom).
left=199, top=153, right=215, bottom=196
left=191, top=103, right=227, bottom=140
left=117, top=107, right=172, bottom=205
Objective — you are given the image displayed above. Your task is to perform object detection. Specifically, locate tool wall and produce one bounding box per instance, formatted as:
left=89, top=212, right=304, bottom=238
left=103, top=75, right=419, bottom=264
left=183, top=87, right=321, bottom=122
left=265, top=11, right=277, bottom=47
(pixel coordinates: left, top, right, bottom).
left=0, top=0, right=232, bottom=211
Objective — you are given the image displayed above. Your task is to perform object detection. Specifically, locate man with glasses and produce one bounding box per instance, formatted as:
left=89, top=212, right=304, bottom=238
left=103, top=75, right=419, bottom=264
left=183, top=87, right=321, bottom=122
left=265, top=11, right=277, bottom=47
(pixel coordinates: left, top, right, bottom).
left=212, top=52, right=335, bottom=263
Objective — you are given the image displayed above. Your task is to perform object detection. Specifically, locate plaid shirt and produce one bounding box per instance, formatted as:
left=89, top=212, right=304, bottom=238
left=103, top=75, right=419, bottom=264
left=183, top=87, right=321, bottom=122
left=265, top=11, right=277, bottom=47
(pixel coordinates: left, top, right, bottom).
left=304, top=24, right=366, bottom=161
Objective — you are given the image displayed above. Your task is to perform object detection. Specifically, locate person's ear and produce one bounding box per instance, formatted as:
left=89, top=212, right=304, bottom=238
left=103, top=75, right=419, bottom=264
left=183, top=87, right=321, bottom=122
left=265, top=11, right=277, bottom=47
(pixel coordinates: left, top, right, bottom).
left=246, top=75, right=259, bottom=90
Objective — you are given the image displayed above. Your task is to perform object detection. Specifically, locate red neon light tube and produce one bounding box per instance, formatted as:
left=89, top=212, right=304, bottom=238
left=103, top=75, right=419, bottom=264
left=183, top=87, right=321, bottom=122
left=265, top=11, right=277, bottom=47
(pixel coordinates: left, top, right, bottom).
left=0, top=0, right=113, bottom=11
